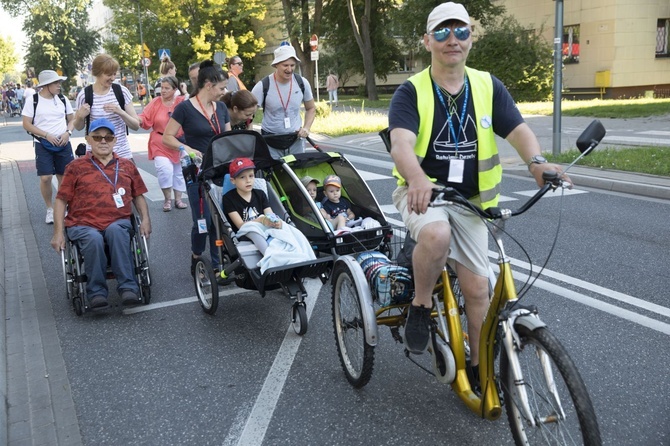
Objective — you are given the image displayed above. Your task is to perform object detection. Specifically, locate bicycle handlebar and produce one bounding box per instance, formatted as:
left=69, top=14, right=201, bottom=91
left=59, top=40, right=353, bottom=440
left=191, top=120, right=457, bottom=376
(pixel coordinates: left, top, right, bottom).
left=429, top=171, right=564, bottom=220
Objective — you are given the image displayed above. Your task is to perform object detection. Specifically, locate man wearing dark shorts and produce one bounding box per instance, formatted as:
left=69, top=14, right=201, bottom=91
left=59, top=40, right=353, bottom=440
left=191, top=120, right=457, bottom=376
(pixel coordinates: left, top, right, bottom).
left=22, top=69, right=75, bottom=224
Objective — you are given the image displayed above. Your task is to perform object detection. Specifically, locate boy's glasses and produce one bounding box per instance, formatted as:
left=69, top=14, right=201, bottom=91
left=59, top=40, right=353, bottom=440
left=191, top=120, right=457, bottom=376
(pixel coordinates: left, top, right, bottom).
left=90, top=135, right=116, bottom=142
left=430, top=26, right=471, bottom=42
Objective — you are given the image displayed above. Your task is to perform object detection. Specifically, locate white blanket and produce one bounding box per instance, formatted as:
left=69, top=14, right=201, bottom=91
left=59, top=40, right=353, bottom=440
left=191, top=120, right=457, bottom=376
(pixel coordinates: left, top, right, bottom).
left=236, top=222, right=316, bottom=274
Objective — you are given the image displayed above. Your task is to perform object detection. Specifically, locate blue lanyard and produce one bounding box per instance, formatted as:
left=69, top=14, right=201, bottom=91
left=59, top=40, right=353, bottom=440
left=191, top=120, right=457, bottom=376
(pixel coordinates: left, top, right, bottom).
left=91, top=158, right=119, bottom=192
left=434, top=77, right=469, bottom=153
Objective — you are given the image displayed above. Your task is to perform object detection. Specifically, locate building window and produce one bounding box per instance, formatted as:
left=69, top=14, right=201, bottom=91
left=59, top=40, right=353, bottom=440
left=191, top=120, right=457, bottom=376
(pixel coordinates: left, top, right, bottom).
left=563, top=25, right=580, bottom=64
left=657, top=19, right=669, bottom=58
left=396, top=54, right=415, bottom=73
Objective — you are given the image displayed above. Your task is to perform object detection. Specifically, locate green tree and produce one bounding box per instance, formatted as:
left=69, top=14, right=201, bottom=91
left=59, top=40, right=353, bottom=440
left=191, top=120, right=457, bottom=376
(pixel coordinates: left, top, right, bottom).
left=321, top=0, right=398, bottom=99
left=0, top=36, right=19, bottom=78
left=103, top=0, right=266, bottom=86
left=468, top=16, right=553, bottom=102
left=1, top=0, right=100, bottom=82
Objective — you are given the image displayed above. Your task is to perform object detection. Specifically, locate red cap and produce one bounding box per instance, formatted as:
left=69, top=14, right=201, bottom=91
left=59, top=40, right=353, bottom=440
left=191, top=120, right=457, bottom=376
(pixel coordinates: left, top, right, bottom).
left=229, top=157, right=255, bottom=178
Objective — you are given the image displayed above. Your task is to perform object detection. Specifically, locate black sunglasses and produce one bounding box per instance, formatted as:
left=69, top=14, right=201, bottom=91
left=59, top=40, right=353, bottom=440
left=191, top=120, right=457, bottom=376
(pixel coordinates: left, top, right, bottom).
left=430, top=26, right=471, bottom=42
left=90, top=135, right=116, bottom=142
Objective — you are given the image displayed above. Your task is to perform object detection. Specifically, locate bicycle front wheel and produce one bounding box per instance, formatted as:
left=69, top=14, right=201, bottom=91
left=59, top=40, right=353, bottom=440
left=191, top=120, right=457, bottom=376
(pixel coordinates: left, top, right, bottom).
left=501, top=326, right=601, bottom=446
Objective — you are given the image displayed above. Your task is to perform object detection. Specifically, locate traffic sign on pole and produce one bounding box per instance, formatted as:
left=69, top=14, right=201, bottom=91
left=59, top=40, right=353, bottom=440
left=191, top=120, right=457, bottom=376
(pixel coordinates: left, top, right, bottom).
left=142, top=58, right=152, bottom=67
left=158, top=48, right=171, bottom=60
left=142, top=43, right=151, bottom=58
left=310, top=34, right=318, bottom=51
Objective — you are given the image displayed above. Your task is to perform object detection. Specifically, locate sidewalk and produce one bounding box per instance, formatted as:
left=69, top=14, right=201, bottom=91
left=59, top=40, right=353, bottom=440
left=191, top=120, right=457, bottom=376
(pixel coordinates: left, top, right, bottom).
left=1, top=112, right=669, bottom=445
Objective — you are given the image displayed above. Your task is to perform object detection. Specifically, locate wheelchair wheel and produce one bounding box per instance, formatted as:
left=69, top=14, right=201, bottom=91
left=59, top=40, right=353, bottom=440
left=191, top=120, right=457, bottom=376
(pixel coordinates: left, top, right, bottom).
left=332, top=263, right=375, bottom=388
left=194, top=257, right=218, bottom=315
left=291, top=301, right=308, bottom=336
left=61, top=249, right=74, bottom=302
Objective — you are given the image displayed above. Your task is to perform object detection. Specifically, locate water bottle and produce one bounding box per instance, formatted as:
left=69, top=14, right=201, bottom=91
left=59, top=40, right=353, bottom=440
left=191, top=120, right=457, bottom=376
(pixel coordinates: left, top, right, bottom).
left=375, top=265, right=392, bottom=307
left=180, top=148, right=194, bottom=185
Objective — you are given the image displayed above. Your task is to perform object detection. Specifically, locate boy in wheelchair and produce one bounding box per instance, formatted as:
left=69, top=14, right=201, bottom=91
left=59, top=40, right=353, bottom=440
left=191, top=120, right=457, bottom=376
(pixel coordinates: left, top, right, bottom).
left=50, top=118, right=152, bottom=309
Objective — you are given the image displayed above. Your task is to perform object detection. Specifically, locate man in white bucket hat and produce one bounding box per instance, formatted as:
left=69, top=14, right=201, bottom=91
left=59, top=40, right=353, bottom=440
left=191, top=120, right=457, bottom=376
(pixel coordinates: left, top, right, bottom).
left=387, top=2, right=570, bottom=389
left=251, top=43, right=316, bottom=159
left=22, top=69, right=75, bottom=224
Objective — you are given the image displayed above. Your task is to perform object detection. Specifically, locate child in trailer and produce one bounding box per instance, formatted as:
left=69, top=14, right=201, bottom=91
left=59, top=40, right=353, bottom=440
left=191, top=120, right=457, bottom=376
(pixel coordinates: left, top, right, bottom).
left=320, top=174, right=361, bottom=231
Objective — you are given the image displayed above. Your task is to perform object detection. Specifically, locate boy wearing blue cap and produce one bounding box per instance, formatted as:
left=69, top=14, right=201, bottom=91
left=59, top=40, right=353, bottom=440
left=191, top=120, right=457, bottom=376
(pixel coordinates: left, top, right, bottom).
left=50, top=118, right=152, bottom=309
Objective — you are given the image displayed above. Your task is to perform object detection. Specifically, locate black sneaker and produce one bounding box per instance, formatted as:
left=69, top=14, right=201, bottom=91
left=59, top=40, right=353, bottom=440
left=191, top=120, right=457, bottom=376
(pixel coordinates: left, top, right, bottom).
left=466, top=362, right=481, bottom=395
left=404, top=304, right=432, bottom=354
left=120, top=290, right=141, bottom=306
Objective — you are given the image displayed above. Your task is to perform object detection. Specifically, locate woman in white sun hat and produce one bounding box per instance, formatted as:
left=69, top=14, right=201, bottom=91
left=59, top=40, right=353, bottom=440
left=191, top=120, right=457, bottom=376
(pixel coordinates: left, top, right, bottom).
left=251, top=43, right=316, bottom=159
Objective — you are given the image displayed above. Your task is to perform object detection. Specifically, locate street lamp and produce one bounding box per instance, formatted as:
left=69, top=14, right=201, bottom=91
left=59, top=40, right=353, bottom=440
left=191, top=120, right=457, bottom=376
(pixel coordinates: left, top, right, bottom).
left=136, top=0, right=150, bottom=105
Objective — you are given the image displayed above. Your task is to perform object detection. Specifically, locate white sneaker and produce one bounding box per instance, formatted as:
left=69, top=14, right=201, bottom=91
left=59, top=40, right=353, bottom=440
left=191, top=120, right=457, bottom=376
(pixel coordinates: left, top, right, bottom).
left=45, top=208, right=54, bottom=224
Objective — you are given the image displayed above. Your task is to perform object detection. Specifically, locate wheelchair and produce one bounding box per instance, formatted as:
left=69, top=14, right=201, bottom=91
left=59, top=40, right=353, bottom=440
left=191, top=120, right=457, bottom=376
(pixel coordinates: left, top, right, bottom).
left=60, top=211, right=151, bottom=315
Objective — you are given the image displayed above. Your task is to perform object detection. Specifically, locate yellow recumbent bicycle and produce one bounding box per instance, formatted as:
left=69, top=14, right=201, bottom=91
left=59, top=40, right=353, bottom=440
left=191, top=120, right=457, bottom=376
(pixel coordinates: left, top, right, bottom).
left=331, top=121, right=606, bottom=445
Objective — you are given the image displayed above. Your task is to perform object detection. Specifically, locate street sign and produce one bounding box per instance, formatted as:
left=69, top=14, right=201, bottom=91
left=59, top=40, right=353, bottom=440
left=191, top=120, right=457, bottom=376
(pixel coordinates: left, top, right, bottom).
left=213, top=51, right=226, bottom=65
left=142, top=58, right=152, bottom=67
left=158, top=49, right=171, bottom=60
left=310, top=34, right=318, bottom=51
left=311, top=51, right=319, bottom=61
left=142, top=43, right=151, bottom=58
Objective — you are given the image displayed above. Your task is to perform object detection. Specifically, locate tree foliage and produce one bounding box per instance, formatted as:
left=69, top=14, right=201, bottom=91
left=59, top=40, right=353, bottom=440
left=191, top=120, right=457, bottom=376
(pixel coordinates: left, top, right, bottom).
left=321, top=0, right=398, bottom=99
left=1, top=0, right=100, bottom=83
left=468, top=16, right=553, bottom=102
left=103, top=0, right=266, bottom=85
left=0, top=36, right=18, bottom=78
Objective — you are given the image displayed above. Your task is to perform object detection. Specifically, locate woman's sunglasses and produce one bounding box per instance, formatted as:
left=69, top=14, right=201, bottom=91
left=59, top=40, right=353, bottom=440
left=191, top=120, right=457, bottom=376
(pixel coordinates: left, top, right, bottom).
left=90, top=135, right=116, bottom=142
left=430, top=26, right=471, bottom=42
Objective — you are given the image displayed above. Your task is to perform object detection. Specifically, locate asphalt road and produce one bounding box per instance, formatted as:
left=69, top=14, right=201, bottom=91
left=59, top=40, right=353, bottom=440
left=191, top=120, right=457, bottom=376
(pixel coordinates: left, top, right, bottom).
left=10, top=129, right=670, bottom=445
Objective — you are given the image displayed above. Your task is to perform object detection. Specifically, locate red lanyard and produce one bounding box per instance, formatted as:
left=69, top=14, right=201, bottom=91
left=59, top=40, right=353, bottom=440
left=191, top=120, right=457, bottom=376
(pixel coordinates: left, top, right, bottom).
left=273, top=72, right=292, bottom=116
left=196, top=95, right=221, bottom=135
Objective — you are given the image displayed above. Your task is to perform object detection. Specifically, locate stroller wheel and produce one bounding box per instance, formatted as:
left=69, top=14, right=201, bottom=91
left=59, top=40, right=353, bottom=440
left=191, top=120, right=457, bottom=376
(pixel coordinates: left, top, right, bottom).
left=291, top=302, right=308, bottom=336
left=194, top=257, right=219, bottom=315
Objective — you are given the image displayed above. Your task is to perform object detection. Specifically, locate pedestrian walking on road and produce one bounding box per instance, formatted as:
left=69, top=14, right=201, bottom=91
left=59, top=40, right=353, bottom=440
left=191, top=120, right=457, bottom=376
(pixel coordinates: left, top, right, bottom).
left=72, top=54, right=140, bottom=160
left=162, top=60, right=231, bottom=277
left=326, top=71, right=339, bottom=107
left=251, top=44, right=316, bottom=159
left=21, top=69, right=75, bottom=224
left=138, top=75, right=187, bottom=212
left=226, top=55, right=247, bottom=93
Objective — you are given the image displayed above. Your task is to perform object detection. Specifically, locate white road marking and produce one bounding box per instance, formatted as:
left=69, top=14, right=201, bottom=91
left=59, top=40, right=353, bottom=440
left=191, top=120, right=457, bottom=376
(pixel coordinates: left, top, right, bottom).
left=123, top=288, right=249, bottom=314
left=231, top=278, right=323, bottom=446
left=358, top=170, right=391, bottom=181
left=137, top=167, right=165, bottom=202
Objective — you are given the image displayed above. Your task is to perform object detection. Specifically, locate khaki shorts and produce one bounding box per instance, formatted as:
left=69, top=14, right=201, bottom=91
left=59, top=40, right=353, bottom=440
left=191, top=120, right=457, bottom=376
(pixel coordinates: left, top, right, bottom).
left=392, top=186, right=489, bottom=277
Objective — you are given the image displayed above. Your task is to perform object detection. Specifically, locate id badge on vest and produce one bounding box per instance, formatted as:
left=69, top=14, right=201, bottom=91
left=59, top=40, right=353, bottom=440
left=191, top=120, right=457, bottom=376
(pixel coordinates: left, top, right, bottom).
left=448, top=159, right=464, bottom=183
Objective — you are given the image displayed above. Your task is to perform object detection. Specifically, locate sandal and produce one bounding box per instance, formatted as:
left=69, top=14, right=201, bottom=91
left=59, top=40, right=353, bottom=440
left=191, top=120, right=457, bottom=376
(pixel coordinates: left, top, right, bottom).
left=163, top=200, right=172, bottom=212
left=175, top=200, right=188, bottom=210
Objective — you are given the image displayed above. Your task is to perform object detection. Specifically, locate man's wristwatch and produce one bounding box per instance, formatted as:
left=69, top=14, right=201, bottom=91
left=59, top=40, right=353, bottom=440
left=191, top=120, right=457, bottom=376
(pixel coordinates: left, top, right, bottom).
left=527, top=155, right=548, bottom=167
left=67, top=129, right=72, bottom=136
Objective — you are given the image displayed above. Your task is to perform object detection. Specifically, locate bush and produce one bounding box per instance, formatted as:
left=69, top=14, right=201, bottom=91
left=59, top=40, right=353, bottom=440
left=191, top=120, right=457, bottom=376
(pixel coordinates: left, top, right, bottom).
left=315, top=101, right=332, bottom=118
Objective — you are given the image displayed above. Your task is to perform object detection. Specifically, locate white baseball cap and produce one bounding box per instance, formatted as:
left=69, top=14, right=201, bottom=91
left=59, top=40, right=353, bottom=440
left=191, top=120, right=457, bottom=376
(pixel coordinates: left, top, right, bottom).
left=426, top=2, right=471, bottom=33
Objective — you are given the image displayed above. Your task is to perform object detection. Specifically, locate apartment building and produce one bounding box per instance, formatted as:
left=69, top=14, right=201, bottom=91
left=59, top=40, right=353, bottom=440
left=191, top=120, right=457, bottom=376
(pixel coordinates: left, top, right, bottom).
left=500, top=0, right=670, bottom=98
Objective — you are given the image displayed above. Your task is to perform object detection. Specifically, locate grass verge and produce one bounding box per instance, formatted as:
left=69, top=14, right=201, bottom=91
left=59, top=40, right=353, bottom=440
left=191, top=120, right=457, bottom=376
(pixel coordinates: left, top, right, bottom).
left=546, top=146, right=670, bottom=177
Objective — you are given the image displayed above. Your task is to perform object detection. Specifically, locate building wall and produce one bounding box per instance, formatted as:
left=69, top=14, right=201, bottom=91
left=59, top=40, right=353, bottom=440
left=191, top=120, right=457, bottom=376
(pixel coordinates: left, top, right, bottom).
left=501, top=0, right=670, bottom=96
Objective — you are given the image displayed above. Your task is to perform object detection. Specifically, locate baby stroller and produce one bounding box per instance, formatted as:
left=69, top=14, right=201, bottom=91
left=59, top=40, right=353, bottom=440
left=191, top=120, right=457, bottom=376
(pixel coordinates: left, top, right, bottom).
left=267, top=150, right=394, bottom=257
left=8, top=97, right=21, bottom=117
left=195, top=130, right=333, bottom=335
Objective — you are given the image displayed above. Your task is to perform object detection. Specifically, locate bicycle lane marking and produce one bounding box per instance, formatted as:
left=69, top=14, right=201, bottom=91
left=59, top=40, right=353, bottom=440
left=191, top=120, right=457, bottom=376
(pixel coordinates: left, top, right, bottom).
left=225, top=278, right=323, bottom=446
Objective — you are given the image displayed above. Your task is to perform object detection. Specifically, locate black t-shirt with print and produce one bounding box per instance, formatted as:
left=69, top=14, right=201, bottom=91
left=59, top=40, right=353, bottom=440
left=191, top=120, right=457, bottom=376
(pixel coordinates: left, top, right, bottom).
left=388, top=72, right=523, bottom=198
left=222, top=188, right=270, bottom=232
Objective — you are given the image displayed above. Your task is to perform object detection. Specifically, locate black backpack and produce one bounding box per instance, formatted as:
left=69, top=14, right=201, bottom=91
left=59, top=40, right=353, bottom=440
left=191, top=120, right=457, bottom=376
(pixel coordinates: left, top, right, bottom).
left=31, top=93, right=68, bottom=126
left=261, top=73, right=305, bottom=109
left=84, top=83, right=128, bottom=134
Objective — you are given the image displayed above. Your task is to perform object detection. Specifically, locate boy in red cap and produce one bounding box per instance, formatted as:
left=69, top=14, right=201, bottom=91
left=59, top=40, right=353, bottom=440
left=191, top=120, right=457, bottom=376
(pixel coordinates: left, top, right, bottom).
left=222, top=157, right=283, bottom=233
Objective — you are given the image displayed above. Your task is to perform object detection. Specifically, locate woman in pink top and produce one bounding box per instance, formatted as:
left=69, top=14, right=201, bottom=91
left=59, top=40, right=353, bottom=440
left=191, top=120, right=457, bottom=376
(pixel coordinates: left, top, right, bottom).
left=139, top=76, right=187, bottom=211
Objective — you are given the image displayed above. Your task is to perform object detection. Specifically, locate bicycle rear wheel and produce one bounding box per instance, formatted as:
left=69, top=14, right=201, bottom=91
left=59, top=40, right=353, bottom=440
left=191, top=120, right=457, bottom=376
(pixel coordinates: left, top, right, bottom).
left=332, top=263, right=374, bottom=388
left=501, top=326, right=601, bottom=445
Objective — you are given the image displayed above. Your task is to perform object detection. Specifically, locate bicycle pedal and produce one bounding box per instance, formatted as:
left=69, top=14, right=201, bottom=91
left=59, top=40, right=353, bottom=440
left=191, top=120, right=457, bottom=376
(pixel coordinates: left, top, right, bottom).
left=390, top=326, right=403, bottom=343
